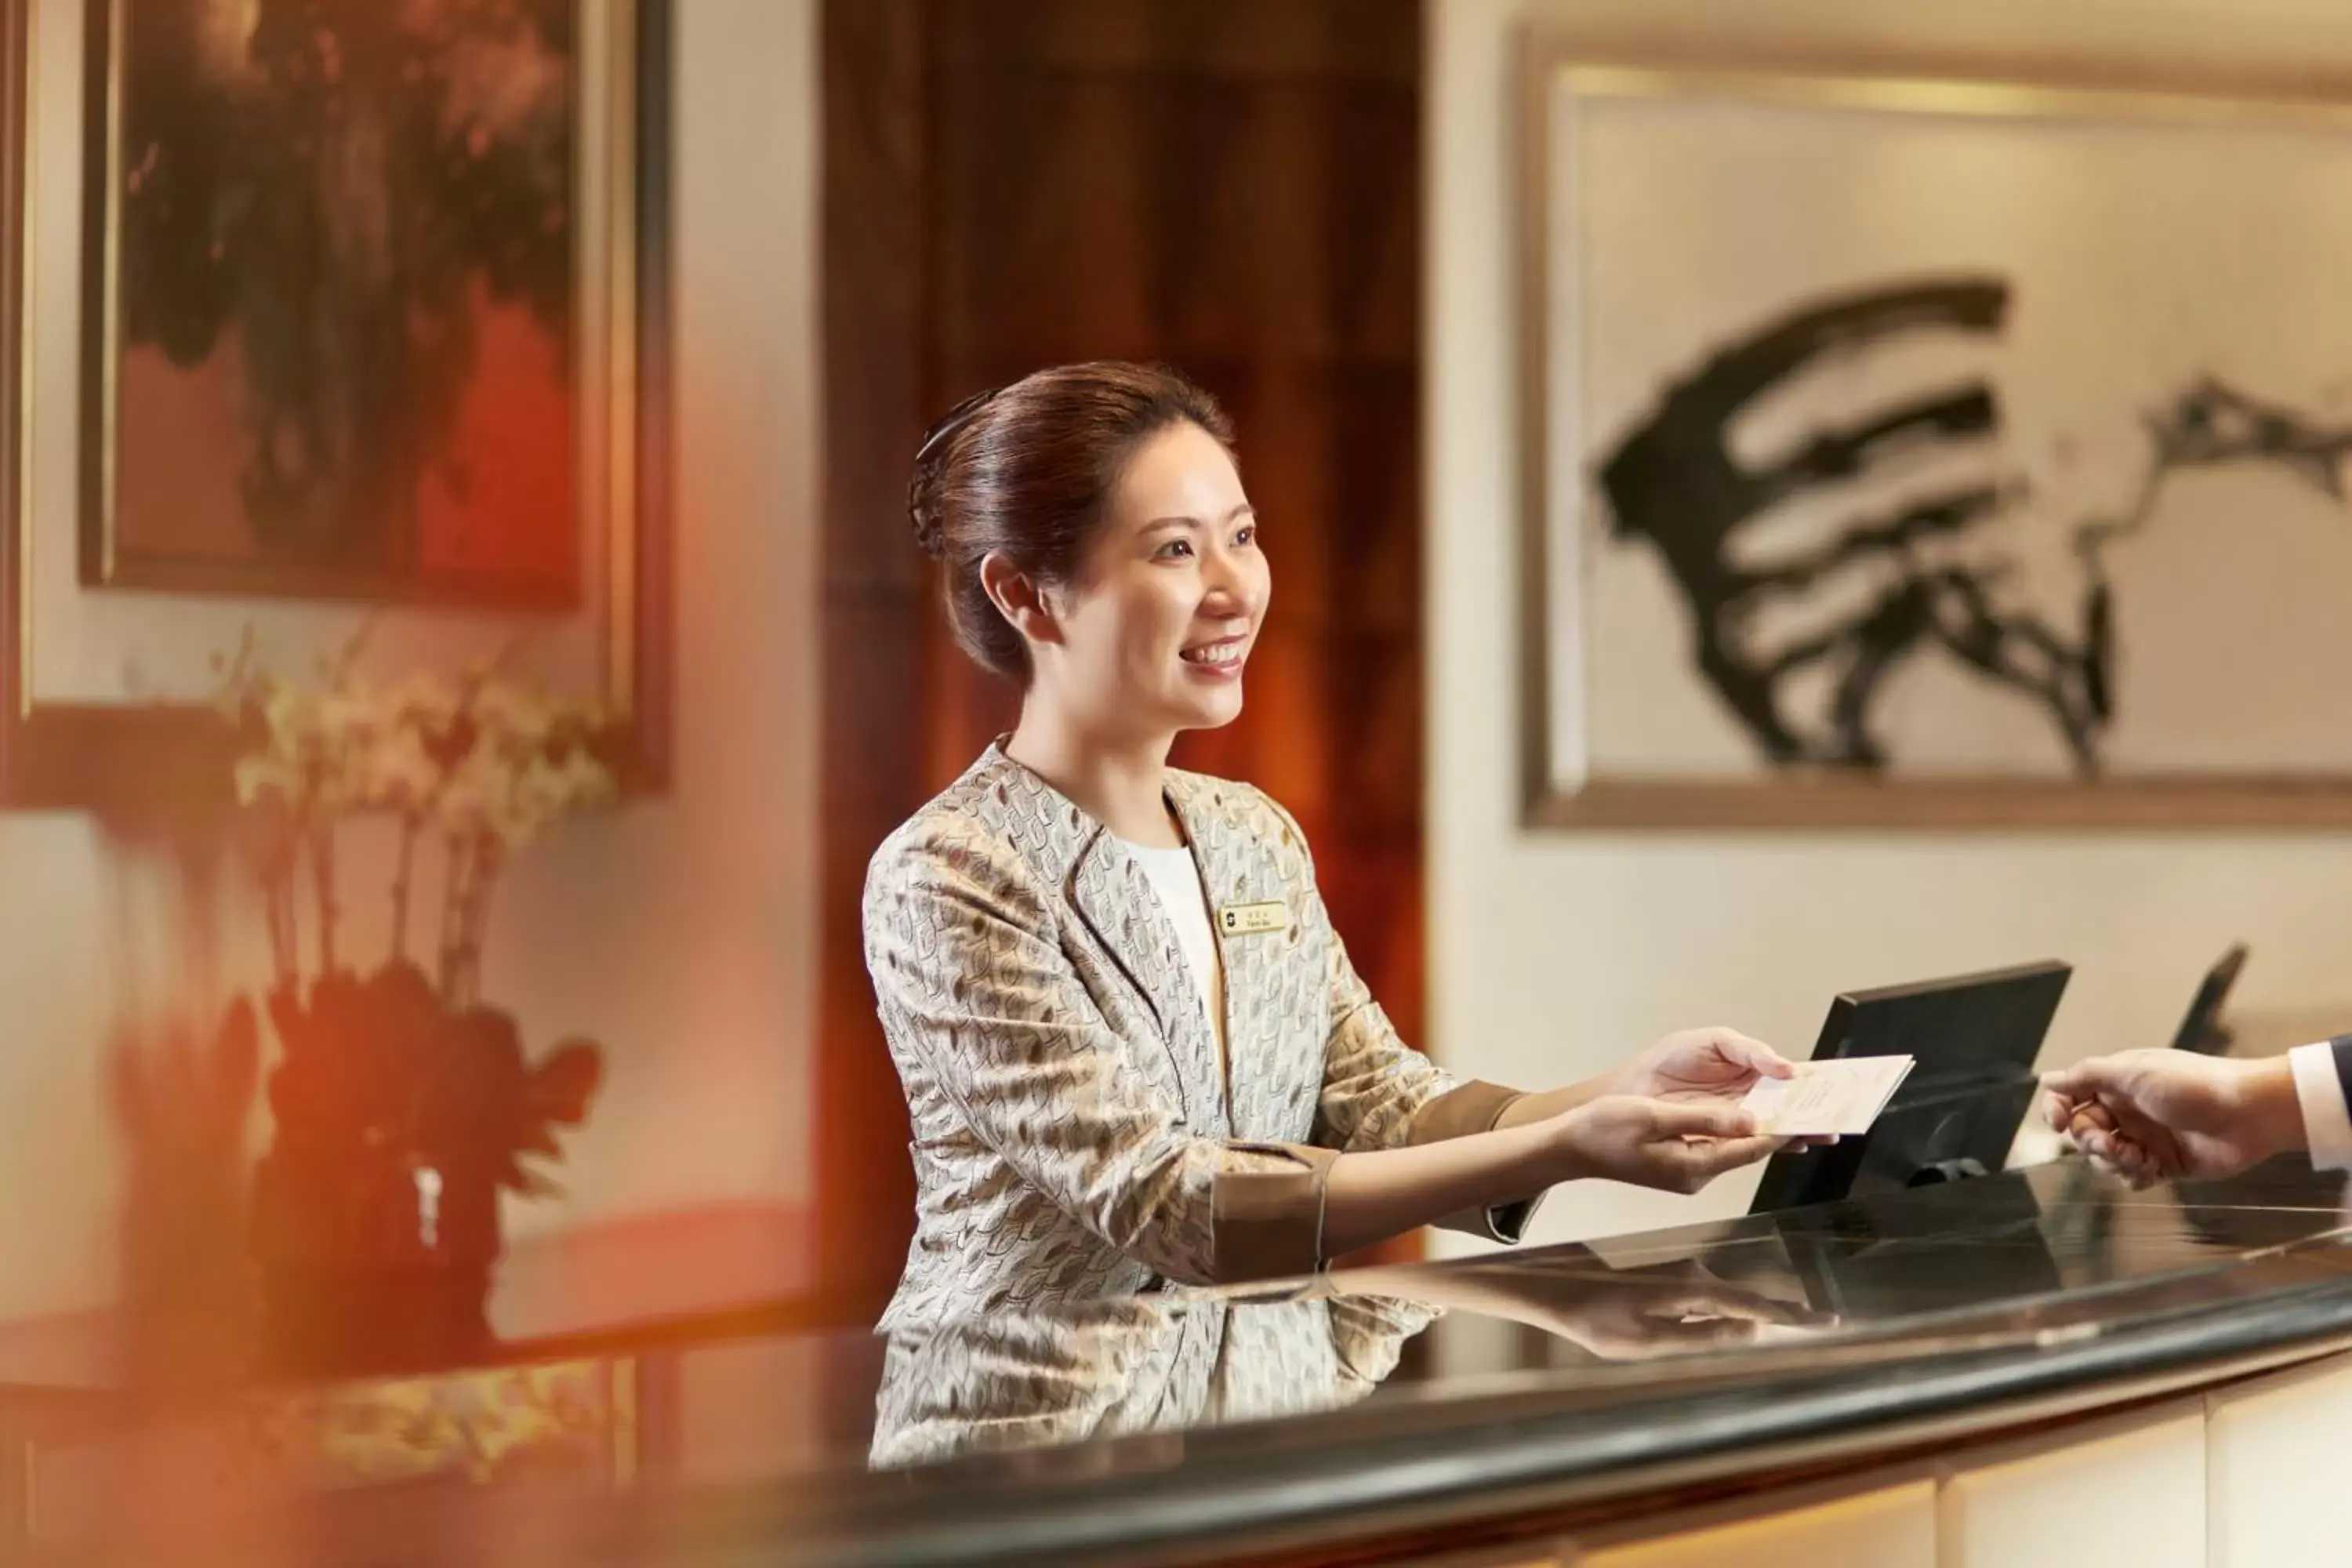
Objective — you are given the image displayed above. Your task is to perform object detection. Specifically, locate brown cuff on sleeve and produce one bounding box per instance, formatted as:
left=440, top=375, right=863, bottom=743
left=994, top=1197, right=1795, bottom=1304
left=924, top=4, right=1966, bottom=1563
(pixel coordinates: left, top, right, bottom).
left=1411, top=1080, right=1545, bottom=1243
left=1406, top=1079, right=1526, bottom=1145
left=1473, top=1192, right=1546, bottom=1243
left=1211, top=1142, right=1339, bottom=1283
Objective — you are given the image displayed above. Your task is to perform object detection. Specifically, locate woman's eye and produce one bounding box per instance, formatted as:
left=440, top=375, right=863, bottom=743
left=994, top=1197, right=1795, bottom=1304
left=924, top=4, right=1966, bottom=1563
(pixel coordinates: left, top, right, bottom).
left=1154, top=539, right=1195, bottom=561
left=1233, top=524, right=1257, bottom=548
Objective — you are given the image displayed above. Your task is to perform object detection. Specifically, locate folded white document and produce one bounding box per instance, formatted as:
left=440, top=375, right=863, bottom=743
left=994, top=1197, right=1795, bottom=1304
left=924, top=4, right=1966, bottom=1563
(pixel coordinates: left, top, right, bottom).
left=1739, top=1055, right=1915, bottom=1137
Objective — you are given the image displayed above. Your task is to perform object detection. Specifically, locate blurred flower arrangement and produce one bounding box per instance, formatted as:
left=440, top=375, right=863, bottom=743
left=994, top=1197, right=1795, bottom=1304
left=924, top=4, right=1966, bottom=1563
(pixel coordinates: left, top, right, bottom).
left=213, top=628, right=624, bottom=1371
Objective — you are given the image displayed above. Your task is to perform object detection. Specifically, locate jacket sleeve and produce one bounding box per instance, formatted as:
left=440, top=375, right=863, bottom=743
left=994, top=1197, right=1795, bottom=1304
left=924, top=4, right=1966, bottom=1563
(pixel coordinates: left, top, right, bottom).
left=866, top=829, right=1337, bottom=1286
left=1270, top=797, right=1545, bottom=1244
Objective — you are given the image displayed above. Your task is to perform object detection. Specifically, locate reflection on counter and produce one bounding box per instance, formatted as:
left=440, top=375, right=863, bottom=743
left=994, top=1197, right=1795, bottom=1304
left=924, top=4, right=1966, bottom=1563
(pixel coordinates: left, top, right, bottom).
left=872, top=1296, right=1436, bottom=1471
left=862, top=1156, right=2352, bottom=1481
left=14, top=1158, right=2352, bottom=1566
left=871, top=1263, right=1835, bottom=1472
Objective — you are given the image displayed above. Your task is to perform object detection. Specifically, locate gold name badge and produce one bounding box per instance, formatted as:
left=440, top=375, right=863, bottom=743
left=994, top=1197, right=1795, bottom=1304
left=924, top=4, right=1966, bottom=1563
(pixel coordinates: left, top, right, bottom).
left=1218, top=901, right=1290, bottom=938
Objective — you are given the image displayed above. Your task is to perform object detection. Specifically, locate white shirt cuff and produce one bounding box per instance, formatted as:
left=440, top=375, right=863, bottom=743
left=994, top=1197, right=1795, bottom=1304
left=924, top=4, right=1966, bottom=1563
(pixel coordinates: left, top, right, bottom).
left=2288, top=1041, right=2352, bottom=1172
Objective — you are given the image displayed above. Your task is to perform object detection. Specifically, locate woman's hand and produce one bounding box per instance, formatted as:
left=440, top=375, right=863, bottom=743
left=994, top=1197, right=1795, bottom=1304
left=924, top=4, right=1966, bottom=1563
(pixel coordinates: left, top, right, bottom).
left=1539, top=1263, right=1835, bottom=1359
left=1544, top=1097, right=1783, bottom=1194
left=1612, top=1027, right=1797, bottom=1104
left=1608, top=1029, right=1835, bottom=1150
left=1333, top=1260, right=1837, bottom=1363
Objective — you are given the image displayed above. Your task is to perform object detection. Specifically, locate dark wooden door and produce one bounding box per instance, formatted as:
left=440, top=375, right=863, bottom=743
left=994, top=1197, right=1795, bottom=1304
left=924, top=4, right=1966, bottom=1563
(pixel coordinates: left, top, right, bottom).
left=819, top=0, right=1425, bottom=1320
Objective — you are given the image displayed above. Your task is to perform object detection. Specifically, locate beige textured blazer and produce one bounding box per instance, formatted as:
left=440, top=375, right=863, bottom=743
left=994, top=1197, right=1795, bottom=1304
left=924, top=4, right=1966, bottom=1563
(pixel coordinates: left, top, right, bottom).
left=863, top=742, right=1538, bottom=1331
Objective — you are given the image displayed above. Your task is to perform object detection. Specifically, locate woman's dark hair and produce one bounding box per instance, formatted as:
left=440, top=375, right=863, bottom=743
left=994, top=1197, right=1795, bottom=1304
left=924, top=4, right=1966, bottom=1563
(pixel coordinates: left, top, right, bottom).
left=906, top=361, right=1235, bottom=681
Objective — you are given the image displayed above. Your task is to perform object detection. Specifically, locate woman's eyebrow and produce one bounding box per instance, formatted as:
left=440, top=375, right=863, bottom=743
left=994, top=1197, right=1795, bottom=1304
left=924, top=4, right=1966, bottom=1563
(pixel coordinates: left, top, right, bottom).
left=1143, top=503, right=1254, bottom=531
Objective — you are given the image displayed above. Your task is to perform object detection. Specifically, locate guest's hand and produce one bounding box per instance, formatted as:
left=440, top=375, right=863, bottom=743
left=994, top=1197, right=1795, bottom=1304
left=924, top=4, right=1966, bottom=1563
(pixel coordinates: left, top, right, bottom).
left=2042, top=1051, right=2303, bottom=1189
left=1546, top=1098, right=1783, bottom=1195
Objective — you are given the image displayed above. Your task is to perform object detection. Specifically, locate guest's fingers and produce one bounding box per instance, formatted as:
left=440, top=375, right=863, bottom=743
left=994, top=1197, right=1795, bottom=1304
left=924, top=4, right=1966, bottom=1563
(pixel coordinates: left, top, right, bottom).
left=2067, top=1102, right=2118, bottom=1135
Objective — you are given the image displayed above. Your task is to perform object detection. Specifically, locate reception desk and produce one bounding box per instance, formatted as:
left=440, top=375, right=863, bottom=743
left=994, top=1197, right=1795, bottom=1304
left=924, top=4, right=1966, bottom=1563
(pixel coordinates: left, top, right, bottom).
left=16, top=1157, right=2352, bottom=1566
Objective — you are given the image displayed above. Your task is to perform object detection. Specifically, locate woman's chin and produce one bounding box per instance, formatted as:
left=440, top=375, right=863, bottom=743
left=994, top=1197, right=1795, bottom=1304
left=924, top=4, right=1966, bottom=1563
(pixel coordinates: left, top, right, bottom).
left=1175, top=685, right=1245, bottom=731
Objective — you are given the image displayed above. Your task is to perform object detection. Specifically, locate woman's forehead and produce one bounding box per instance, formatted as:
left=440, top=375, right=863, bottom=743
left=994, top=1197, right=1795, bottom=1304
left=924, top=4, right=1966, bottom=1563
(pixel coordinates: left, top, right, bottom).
left=1112, top=423, right=1246, bottom=525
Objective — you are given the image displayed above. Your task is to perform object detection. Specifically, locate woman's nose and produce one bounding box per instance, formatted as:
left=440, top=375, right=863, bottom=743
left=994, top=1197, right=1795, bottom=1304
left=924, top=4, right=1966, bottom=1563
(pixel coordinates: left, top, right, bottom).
left=1200, top=542, right=1256, bottom=608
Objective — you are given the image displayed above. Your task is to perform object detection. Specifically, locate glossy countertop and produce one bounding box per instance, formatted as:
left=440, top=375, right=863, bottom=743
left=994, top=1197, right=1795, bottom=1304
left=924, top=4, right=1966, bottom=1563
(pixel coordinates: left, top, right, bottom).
left=25, top=1156, right=2352, bottom=1566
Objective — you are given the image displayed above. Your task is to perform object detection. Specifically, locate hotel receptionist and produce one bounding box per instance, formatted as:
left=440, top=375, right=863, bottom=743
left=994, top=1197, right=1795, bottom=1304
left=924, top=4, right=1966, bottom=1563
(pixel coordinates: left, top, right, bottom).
left=862, top=362, right=1817, bottom=1331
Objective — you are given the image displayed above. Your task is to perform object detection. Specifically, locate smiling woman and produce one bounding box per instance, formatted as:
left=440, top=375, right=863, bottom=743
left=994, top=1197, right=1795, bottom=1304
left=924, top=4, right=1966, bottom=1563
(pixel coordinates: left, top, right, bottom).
left=862, top=361, right=1807, bottom=1328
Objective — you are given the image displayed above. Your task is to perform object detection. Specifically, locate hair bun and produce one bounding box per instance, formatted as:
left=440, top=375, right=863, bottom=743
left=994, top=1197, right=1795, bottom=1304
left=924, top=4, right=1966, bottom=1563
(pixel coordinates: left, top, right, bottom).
left=907, top=387, right=1000, bottom=561
left=906, top=440, right=952, bottom=561
left=907, top=492, right=948, bottom=561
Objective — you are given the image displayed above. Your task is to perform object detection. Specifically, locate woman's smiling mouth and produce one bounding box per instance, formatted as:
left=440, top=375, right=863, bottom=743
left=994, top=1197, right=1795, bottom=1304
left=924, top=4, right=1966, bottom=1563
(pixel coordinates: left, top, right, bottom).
left=1179, top=635, right=1248, bottom=677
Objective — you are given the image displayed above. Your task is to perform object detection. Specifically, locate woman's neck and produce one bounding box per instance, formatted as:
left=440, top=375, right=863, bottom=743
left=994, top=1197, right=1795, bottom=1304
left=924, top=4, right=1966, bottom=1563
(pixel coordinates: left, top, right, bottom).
left=1004, top=705, right=1181, bottom=848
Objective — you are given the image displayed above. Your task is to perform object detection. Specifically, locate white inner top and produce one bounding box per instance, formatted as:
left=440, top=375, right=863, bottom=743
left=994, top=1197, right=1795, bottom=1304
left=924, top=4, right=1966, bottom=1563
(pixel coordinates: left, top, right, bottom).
left=1123, top=840, right=1228, bottom=1071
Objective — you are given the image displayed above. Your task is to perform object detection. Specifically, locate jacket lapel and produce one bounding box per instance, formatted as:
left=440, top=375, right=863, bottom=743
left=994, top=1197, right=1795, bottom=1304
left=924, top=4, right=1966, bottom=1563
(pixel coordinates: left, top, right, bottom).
left=1168, top=774, right=1320, bottom=1142
left=1165, top=775, right=1261, bottom=1135
left=1067, top=826, right=1230, bottom=1136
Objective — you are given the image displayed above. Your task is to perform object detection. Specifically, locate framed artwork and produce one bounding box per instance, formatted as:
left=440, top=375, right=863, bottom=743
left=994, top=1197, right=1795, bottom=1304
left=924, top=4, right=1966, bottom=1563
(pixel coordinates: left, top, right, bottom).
left=2, top=0, right=671, bottom=811
left=1523, top=42, right=2352, bottom=827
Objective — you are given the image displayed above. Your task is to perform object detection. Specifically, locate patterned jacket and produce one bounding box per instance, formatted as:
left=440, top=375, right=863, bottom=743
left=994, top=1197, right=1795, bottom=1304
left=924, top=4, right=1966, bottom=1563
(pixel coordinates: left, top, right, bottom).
left=863, top=742, right=1538, bottom=1331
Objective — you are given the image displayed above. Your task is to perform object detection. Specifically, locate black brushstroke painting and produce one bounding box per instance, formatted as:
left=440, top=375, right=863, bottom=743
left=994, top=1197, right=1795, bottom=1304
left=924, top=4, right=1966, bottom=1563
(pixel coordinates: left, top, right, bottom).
left=1595, top=275, right=2352, bottom=775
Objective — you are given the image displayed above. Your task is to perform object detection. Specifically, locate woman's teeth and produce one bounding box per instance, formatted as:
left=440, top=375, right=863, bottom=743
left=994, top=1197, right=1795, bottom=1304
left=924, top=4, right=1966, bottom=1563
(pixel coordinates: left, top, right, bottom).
left=1181, top=643, right=1243, bottom=667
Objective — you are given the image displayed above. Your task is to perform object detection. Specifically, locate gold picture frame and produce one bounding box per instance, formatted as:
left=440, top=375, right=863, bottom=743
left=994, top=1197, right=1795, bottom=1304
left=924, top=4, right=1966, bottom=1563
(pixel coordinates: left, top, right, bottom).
left=1521, top=37, right=2352, bottom=829
left=0, top=0, right=673, bottom=812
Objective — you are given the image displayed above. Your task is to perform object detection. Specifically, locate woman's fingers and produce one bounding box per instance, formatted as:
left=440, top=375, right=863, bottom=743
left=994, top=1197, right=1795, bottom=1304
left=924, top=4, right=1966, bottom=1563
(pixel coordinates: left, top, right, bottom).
left=1646, top=1100, right=1760, bottom=1141
left=1711, top=1030, right=1796, bottom=1080
left=1678, top=1134, right=1784, bottom=1181
left=1655, top=1290, right=1824, bottom=1327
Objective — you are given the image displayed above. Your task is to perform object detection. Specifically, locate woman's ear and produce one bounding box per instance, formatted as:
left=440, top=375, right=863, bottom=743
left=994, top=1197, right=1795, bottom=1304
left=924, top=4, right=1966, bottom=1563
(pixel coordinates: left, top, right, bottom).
left=978, top=552, right=1063, bottom=651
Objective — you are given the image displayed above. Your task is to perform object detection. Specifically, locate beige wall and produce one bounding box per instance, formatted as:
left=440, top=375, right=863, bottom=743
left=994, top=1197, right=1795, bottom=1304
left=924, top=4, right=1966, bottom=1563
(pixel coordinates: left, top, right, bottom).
left=1426, top=0, right=2352, bottom=1247
left=0, top=0, right=820, bottom=1319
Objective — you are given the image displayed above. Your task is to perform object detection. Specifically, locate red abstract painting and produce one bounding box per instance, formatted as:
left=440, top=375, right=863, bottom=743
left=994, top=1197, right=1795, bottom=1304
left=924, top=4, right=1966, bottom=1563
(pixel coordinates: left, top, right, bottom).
left=96, top=0, right=582, bottom=608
